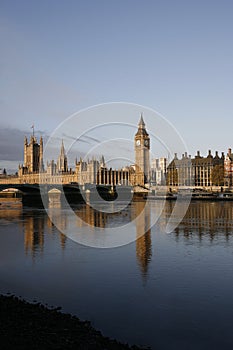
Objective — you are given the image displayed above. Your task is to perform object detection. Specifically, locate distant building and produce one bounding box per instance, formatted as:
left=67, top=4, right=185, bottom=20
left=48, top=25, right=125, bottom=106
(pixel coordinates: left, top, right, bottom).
left=8, top=118, right=233, bottom=191
left=14, top=115, right=149, bottom=186
left=167, top=150, right=225, bottom=187
left=224, top=148, right=233, bottom=187
left=166, top=152, right=193, bottom=187
left=193, top=150, right=224, bottom=187
left=151, top=157, right=167, bottom=185
left=57, top=140, right=68, bottom=173
left=0, top=168, right=7, bottom=176
left=19, top=135, right=44, bottom=176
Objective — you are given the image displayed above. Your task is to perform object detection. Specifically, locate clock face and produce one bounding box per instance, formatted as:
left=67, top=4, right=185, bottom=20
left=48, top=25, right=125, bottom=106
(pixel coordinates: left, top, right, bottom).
left=144, top=139, right=149, bottom=146
left=136, top=140, right=141, bottom=146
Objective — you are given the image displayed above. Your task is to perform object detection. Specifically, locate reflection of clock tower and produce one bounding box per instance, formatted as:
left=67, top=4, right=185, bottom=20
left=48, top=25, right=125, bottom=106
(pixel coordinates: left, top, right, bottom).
left=135, top=114, right=150, bottom=185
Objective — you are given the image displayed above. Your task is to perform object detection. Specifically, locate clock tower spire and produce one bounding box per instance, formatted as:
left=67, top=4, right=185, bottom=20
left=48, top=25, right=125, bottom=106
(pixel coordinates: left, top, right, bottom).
left=134, top=114, right=150, bottom=185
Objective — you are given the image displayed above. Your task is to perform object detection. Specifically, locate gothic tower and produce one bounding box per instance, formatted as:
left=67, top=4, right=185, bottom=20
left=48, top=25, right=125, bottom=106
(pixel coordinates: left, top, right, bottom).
left=57, top=140, right=68, bottom=173
left=23, top=135, right=41, bottom=173
left=39, top=136, right=44, bottom=172
left=134, top=114, right=150, bottom=185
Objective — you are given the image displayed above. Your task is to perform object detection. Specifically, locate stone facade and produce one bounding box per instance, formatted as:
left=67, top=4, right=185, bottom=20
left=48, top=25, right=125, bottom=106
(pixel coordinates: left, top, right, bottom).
left=76, top=157, right=133, bottom=186
left=193, top=150, right=224, bottom=187
left=19, top=135, right=44, bottom=175
left=167, top=150, right=225, bottom=188
left=151, top=157, right=167, bottom=185
left=1, top=120, right=231, bottom=191
left=224, top=148, right=233, bottom=187
left=57, top=140, right=68, bottom=173
left=134, top=114, right=150, bottom=185
left=3, top=116, right=151, bottom=186
left=166, top=152, right=193, bottom=187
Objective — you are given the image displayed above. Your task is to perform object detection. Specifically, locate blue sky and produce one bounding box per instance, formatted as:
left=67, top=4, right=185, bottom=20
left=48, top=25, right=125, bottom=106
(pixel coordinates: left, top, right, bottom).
left=0, top=0, right=233, bottom=171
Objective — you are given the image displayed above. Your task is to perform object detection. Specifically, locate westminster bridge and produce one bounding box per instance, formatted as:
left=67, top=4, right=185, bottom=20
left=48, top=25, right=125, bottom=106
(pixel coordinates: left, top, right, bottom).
left=0, top=181, right=150, bottom=206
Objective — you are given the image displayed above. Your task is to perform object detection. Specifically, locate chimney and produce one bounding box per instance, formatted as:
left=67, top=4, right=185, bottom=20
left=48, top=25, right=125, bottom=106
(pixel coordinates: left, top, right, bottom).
left=185, top=152, right=187, bottom=158
left=208, top=149, right=212, bottom=156
left=174, top=153, right=178, bottom=159
left=228, top=148, right=232, bottom=155
left=197, top=151, right=200, bottom=157
left=221, top=152, right=225, bottom=159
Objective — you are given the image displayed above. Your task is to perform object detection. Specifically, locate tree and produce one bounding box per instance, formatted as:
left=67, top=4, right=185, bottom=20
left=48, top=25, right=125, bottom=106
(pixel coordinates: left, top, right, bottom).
left=212, top=164, right=224, bottom=186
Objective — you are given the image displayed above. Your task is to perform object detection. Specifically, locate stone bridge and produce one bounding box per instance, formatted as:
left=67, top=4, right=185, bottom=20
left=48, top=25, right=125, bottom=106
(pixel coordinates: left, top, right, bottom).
left=0, top=183, right=82, bottom=194
left=0, top=183, right=141, bottom=205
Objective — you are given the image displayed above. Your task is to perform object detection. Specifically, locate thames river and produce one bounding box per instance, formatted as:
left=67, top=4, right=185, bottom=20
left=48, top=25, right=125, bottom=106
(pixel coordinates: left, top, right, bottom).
left=0, top=199, right=233, bottom=349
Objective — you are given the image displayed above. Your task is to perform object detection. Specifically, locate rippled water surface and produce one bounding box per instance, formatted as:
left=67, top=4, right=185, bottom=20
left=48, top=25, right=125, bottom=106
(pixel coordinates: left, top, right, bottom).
left=0, top=199, right=233, bottom=349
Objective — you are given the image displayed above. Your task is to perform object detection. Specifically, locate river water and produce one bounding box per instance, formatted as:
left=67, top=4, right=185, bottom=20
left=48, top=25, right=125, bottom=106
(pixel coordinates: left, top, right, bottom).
left=0, top=199, right=233, bottom=349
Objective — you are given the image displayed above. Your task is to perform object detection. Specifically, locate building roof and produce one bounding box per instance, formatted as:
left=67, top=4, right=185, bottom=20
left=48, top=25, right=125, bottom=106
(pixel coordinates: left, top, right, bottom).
left=138, top=113, right=145, bottom=128
left=135, top=114, right=148, bottom=137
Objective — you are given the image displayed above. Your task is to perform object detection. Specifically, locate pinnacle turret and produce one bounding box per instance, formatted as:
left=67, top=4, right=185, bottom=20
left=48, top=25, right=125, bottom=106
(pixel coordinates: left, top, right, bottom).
left=138, top=113, right=145, bottom=128
left=135, top=113, right=148, bottom=137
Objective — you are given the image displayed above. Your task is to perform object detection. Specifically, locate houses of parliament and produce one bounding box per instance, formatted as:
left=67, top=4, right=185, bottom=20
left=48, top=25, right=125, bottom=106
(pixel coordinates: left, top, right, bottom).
left=1, top=115, right=151, bottom=188
left=0, top=114, right=233, bottom=189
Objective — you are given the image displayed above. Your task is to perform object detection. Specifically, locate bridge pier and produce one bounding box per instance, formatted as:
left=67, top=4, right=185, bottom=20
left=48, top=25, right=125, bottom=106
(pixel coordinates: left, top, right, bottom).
left=22, top=193, right=47, bottom=208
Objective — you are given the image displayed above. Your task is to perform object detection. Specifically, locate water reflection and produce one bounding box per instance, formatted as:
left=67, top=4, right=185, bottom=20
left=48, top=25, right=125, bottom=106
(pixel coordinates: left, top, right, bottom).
left=74, top=203, right=108, bottom=228
left=24, top=215, right=44, bottom=256
left=0, top=199, right=153, bottom=278
left=0, top=198, right=22, bottom=222
left=1, top=199, right=233, bottom=349
left=48, top=201, right=68, bottom=231
left=133, top=201, right=152, bottom=277
left=48, top=200, right=152, bottom=277
left=164, top=201, right=233, bottom=237
left=1, top=199, right=233, bottom=270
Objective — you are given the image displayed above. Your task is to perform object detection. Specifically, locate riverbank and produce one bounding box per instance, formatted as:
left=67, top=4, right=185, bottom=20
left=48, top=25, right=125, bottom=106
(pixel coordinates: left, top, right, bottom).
left=0, top=294, right=149, bottom=350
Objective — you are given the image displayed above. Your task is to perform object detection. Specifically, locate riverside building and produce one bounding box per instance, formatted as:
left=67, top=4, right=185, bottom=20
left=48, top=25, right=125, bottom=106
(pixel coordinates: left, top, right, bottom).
left=1, top=116, right=151, bottom=187
left=224, top=148, right=233, bottom=188
left=167, top=150, right=225, bottom=188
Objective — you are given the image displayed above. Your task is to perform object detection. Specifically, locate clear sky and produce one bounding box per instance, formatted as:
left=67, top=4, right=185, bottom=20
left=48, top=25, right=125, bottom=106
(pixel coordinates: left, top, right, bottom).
left=1, top=0, right=233, bottom=172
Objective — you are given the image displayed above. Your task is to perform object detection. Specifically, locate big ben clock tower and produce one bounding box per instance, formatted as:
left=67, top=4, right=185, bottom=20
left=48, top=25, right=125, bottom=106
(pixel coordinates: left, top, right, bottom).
left=134, top=114, right=150, bottom=185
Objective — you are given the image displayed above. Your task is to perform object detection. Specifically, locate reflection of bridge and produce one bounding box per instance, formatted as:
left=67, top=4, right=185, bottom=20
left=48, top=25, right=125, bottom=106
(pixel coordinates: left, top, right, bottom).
left=0, top=198, right=152, bottom=279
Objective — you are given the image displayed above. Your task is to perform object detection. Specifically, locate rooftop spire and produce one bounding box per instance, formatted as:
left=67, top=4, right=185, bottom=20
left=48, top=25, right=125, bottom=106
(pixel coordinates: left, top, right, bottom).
left=138, top=113, right=145, bottom=128
left=135, top=113, right=148, bottom=137
left=60, top=139, right=65, bottom=156
left=57, top=139, right=68, bottom=172
left=31, top=124, right=35, bottom=137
